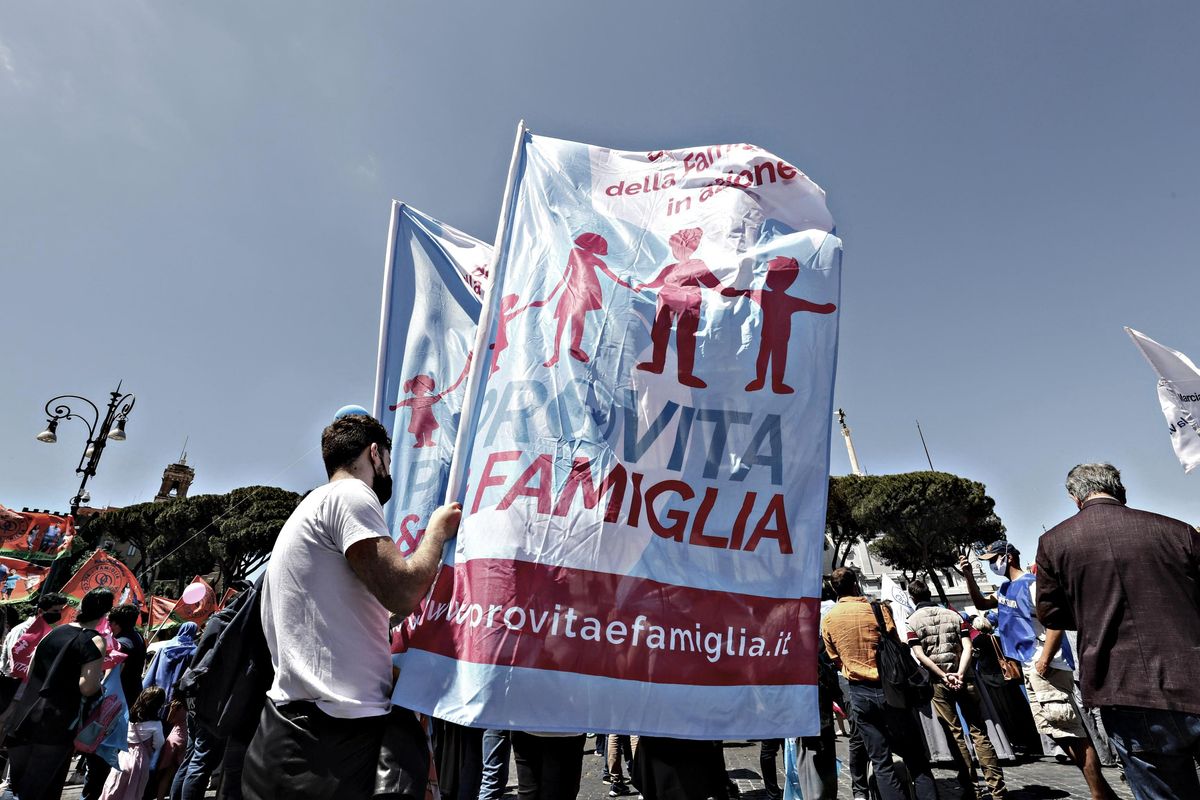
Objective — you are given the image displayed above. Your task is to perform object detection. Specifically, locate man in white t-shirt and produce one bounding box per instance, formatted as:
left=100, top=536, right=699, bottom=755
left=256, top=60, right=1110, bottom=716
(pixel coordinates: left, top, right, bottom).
left=243, top=413, right=460, bottom=800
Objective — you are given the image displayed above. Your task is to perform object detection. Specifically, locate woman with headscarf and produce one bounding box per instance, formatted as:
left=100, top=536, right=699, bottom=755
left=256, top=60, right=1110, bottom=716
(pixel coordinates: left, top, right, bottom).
left=142, top=622, right=199, bottom=705
left=971, top=615, right=1042, bottom=755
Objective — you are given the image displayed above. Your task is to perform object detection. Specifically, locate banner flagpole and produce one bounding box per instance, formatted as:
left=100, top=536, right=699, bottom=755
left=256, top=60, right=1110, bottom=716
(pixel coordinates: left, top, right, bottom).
left=416, top=121, right=525, bottom=610
left=444, top=119, right=527, bottom=504
left=372, top=201, right=404, bottom=419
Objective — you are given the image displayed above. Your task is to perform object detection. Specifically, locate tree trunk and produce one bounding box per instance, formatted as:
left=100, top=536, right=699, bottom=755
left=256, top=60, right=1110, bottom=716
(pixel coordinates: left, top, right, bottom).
left=926, top=568, right=950, bottom=606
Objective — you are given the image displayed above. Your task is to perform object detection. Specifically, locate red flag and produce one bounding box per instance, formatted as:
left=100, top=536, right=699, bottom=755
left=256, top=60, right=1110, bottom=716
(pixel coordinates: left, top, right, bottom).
left=218, top=587, right=238, bottom=608
left=0, top=511, right=77, bottom=562
left=10, top=615, right=50, bottom=681
left=59, top=550, right=145, bottom=624
left=0, top=557, right=50, bottom=604
left=147, top=576, right=220, bottom=628
left=147, top=595, right=178, bottom=628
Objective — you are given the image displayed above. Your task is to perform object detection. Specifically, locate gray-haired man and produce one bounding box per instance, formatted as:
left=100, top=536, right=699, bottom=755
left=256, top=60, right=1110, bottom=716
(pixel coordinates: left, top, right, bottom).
left=1037, top=463, right=1200, bottom=800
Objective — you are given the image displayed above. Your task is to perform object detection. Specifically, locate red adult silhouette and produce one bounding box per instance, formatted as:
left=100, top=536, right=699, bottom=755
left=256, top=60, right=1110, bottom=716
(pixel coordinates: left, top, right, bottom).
left=635, top=228, right=740, bottom=388
left=544, top=233, right=633, bottom=367
left=490, top=287, right=561, bottom=375
left=389, top=353, right=473, bottom=447
left=733, top=255, right=836, bottom=393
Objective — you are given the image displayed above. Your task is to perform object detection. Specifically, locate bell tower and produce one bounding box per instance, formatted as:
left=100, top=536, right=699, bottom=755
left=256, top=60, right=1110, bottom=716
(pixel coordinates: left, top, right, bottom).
left=154, top=442, right=195, bottom=502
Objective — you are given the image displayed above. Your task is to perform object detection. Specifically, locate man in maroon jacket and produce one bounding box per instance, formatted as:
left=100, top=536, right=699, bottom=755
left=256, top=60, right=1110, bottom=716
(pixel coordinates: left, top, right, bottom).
left=1036, top=463, right=1200, bottom=800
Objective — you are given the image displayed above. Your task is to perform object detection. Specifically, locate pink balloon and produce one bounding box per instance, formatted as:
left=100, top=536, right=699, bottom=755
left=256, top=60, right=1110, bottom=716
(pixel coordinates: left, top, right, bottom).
left=181, top=582, right=207, bottom=605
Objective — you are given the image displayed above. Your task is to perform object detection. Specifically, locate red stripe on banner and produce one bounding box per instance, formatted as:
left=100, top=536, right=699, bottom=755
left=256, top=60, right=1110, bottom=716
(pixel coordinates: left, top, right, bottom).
left=401, top=560, right=819, bottom=687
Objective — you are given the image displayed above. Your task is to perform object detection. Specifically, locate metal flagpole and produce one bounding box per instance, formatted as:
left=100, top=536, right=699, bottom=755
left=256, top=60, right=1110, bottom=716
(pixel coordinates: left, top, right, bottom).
left=444, top=119, right=527, bottom=504
left=419, top=121, right=526, bottom=610
left=916, top=419, right=935, bottom=470
left=372, top=201, right=404, bottom=420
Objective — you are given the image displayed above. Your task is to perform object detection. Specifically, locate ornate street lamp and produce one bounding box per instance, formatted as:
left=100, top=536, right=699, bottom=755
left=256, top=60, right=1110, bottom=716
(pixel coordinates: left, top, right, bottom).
left=36, top=382, right=136, bottom=516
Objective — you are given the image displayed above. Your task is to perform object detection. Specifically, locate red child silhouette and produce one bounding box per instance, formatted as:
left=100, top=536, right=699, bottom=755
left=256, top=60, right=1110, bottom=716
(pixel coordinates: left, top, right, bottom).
left=734, top=255, right=836, bottom=394
left=544, top=233, right=633, bottom=367
left=490, top=288, right=561, bottom=375
left=635, top=228, right=740, bottom=388
left=389, top=354, right=473, bottom=447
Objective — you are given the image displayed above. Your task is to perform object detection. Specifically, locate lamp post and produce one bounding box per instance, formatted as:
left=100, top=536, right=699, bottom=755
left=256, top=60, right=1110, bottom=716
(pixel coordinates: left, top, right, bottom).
left=36, top=382, right=136, bottom=516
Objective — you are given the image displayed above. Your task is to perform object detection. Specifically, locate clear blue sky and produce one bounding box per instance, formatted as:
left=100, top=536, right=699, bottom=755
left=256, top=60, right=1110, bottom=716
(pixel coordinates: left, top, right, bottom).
left=2, top=2, right=1198, bottom=561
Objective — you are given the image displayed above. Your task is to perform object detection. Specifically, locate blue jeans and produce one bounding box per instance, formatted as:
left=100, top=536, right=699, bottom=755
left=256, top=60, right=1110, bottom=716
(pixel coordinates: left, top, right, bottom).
left=1101, top=705, right=1200, bottom=800
left=479, top=729, right=511, bottom=800
left=171, top=714, right=228, bottom=800
left=846, top=683, right=938, bottom=800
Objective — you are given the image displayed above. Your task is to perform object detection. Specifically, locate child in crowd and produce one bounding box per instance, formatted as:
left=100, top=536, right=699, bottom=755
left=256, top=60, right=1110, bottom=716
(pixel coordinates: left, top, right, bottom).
left=154, top=690, right=190, bottom=800
left=100, top=685, right=166, bottom=800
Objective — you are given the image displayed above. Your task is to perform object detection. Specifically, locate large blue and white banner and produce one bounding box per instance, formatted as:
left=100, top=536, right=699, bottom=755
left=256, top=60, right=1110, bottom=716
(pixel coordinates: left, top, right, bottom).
left=373, top=202, right=490, bottom=553
left=393, top=132, right=842, bottom=739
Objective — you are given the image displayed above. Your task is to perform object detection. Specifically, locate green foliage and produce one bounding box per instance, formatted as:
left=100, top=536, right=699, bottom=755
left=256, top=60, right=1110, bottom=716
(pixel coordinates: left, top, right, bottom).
left=80, top=485, right=300, bottom=594
left=856, top=471, right=1005, bottom=601
left=209, top=486, right=300, bottom=588
left=826, top=475, right=877, bottom=568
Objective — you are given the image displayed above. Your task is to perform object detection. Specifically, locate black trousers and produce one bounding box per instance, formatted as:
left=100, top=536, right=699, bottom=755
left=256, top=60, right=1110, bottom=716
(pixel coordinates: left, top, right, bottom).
left=432, top=718, right=484, bottom=800
left=510, top=732, right=585, bottom=800
left=80, top=750, right=112, bottom=800
left=242, top=700, right=427, bottom=800
left=846, top=683, right=937, bottom=800
left=632, top=737, right=729, bottom=800
left=758, top=739, right=784, bottom=798
left=8, top=742, right=74, bottom=800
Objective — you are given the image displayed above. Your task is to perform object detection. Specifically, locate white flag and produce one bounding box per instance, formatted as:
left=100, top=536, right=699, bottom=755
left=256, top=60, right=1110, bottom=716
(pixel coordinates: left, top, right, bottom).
left=879, top=573, right=915, bottom=638
left=1125, top=327, right=1200, bottom=473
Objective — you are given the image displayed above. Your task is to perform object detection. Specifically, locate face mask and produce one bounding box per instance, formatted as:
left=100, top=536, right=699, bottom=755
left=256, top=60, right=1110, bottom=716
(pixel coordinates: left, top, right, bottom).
left=987, top=558, right=1007, bottom=577
left=372, top=453, right=393, bottom=506
left=42, top=610, right=63, bottom=624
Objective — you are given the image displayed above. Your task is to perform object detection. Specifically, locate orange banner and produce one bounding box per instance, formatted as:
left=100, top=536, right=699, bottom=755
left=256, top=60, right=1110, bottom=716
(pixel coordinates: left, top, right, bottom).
left=60, top=549, right=145, bottom=624
left=0, top=503, right=23, bottom=524
left=0, top=557, right=50, bottom=604
left=0, top=511, right=77, bottom=562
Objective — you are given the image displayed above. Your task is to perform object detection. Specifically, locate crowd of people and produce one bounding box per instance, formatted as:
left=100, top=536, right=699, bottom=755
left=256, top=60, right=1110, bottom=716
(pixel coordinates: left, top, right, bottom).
left=0, top=415, right=1195, bottom=800
left=0, top=586, right=252, bottom=799
left=819, top=462, right=1199, bottom=800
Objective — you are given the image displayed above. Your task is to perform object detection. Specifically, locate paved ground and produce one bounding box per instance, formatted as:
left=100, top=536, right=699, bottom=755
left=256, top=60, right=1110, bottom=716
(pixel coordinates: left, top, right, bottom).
left=52, top=734, right=1134, bottom=799
left=571, top=736, right=1133, bottom=800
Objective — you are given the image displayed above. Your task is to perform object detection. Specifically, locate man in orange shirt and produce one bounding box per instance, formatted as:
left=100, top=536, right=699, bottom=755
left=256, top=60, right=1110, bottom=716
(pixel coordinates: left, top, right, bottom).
left=821, top=568, right=939, bottom=800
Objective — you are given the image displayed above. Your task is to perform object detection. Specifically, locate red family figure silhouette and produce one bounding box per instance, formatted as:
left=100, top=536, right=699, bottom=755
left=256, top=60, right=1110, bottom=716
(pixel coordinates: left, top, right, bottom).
left=635, top=228, right=740, bottom=388
left=734, top=255, right=836, bottom=394
left=490, top=289, right=560, bottom=375
left=544, top=233, right=633, bottom=367
left=389, top=353, right=473, bottom=447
